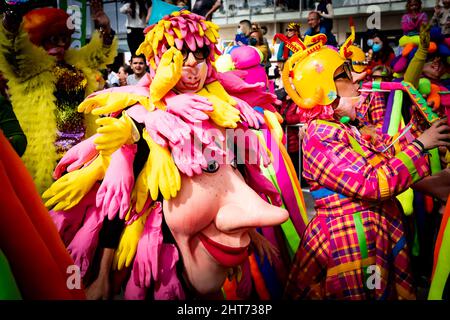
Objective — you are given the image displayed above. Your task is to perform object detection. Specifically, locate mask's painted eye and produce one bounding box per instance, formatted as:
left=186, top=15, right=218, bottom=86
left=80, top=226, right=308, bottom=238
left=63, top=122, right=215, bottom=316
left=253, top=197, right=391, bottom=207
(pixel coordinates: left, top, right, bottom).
left=203, top=160, right=220, bottom=173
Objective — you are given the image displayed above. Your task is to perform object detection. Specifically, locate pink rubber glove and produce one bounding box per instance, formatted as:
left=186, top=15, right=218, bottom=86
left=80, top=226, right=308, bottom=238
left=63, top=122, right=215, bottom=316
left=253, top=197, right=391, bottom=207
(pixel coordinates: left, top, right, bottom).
left=125, top=104, right=148, bottom=123
left=133, top=202, right=163, bottom=288
left=136, top=73, right=151, bottom=87
left=67, top=200, right=104, bottom=278
left=126, top=197, right=153, bottom=226
left=153, top=244, right=185, bottom=300
left=216, top=70, right=265, bottom=93
left=49, top=183, right=99, bottom=246
left=170, top=120, right=226, bottom=176
left=144, top=109, right=191, bottom=147
left=126, top=106, right=191, bottom=147
left=96, top=144, right=137, bottom=220
left=169, top=139, right=207, bottom=177
left=232, top=96, right=265, bottom=129
left=164, top=91, right=213, bottom=123
left=124, top=274, right=147, bottom=300
left=53, top=134, right=99, bottom=179
left=188, top=119, right=226, bottom=146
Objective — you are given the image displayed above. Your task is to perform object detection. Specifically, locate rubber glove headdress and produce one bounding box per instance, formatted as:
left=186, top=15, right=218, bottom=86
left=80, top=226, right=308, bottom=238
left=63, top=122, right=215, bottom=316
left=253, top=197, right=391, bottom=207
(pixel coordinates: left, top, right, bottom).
left=137, top=9, right=221, bottom=109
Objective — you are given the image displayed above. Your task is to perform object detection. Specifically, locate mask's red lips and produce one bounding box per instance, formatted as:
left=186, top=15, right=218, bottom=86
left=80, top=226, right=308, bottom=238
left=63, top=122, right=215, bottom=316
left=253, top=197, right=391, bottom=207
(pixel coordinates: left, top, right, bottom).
left=198, top=233, right=249, bottom=268
left=182, top=80, right=200, bottom=89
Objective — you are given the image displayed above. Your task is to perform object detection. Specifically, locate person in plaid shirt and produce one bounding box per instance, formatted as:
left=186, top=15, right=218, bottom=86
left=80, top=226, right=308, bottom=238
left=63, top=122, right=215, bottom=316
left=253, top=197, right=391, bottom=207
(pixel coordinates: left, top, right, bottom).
left=281, top=31, right=450, bottom=299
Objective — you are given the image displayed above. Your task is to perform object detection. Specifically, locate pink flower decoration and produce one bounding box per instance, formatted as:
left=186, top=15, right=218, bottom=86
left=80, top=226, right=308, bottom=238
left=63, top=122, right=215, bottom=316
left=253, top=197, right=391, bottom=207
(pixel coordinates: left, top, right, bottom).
left=315, top=63, right=324, bottom=73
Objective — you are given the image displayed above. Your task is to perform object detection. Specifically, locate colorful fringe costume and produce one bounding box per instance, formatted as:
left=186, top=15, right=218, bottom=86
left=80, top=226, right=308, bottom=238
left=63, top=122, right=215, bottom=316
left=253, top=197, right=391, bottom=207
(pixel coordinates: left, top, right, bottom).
left=0, top=10, right=118, bottom=194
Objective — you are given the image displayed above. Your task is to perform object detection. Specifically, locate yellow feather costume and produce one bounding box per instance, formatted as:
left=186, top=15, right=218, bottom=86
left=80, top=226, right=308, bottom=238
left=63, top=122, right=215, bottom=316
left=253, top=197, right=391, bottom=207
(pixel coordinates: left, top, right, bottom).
left=0, top=22, right=117, bottom=194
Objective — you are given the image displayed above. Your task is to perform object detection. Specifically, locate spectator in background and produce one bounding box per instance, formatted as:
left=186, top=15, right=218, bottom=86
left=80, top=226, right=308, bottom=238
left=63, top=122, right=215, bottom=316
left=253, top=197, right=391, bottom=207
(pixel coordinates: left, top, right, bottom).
left=431, top=0, right=450, bottom=35
left=174, top=0, right=189, bottom=8
left=192, top=0, right=222, bottom=20
left=236, top=19, right=252, bottom=46
left=304, top=11, right=337, bottom=47
left=261, top=25, right=268, bottom=35
left=261, top=25, right=273, bottom=74
left=127, top=54, right=148, bottom=85
left=118, top=65, right=132, bottom=86
left=277, top=22, right=301, bottom=62
left=259, top=25, right=271, bottom=51
left=317, top=0, right=334, bottom=33
left=106, top=65, right=119, bottom=88
left=401, top=0, right=428, bottom=35
left=253, top=23, right=272, bottom=72
left=120, top=0, right=148, bottom=55
left=249, top=27, right=269, bottom=65
left=366, top=29, right=396, bottom=70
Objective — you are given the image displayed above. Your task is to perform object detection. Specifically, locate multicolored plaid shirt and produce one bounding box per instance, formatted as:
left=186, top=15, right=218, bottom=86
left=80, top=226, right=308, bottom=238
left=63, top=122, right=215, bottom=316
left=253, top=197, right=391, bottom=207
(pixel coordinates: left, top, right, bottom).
left=357, top=91, right=386, bottom=131
left=285, top=119, right=430, bottom=300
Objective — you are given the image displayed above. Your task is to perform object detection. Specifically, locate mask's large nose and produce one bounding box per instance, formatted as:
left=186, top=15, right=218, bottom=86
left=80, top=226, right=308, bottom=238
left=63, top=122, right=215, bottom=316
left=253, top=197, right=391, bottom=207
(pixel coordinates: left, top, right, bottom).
left=352, top=71, right=367, bottom=84
left=215, top=183, right=289, bottom=233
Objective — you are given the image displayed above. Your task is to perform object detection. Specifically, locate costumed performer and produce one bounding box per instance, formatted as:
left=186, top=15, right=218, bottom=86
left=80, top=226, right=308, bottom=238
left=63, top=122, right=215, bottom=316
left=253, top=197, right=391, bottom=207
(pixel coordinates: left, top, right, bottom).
left=0, top=0, right=118, bottom=194
left=282, top=31, right=450, bottom=299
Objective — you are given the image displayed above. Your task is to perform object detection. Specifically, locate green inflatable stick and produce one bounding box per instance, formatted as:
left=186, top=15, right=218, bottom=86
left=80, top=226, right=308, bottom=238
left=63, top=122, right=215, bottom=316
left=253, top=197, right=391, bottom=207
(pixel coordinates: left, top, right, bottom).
left=428, top=215, right=450, bottom=299
left=387, top=90, right=403, bottom=136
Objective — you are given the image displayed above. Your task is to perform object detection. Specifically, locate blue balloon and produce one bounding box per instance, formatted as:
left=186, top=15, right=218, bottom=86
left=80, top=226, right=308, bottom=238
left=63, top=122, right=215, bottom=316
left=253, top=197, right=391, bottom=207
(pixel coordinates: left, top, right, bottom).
left=430, top=26, right=444, bottom=43
left=438, top=43, right=450, bottom=57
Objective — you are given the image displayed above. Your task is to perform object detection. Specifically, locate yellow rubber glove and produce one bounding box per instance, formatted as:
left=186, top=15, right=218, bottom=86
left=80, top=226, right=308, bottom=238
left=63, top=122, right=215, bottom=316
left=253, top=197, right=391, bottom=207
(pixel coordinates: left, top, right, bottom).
left=94, top=113, right=139, bottom=156
left=150, top=47, right=183, bottom=109
left=143, top=130, right=181, bottom=201
left=78, top=92, right=151, bottom=115
left=196, top=88, right=241, bottom=128
left=205, top=80, right=237, bottom=106
left=42, top=155, right=110, bottom=211
left=113, top=208, right=151, bottom=271
left=131, top=165, right=151, bottom=214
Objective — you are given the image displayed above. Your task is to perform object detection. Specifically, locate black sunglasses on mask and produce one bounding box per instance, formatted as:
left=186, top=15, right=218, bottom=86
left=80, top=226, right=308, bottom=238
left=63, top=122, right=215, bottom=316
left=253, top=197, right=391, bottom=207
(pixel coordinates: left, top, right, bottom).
left=180, top=46, right=210, bottom=62
left=334, top=62, right=353, bottom=82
